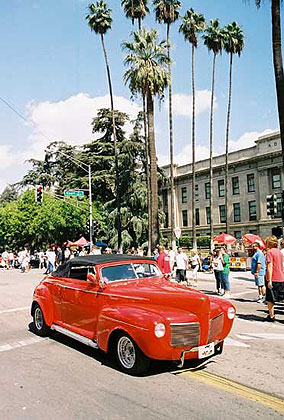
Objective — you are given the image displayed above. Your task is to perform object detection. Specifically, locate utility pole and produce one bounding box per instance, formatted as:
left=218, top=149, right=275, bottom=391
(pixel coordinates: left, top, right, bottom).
left=88, top=164, right=93, bottom=247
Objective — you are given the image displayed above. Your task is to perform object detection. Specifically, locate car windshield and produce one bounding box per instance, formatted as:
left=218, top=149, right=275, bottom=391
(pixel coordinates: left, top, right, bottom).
left=101, top=263, right=161, bottom=283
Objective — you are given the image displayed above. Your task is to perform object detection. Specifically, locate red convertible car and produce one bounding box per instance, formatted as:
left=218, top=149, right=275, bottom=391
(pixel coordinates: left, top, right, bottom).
left=31, top=255, right=236, bottom=374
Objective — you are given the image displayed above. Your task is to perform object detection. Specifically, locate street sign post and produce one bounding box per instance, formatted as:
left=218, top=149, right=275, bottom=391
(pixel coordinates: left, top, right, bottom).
left=64, top=190, right=84, bottom=197
left=174, top=227, right=181, bottom=247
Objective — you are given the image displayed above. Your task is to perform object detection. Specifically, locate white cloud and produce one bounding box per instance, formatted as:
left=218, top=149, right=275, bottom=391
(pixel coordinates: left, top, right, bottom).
left=26, top=93, right=141, bottom=159
left=165, top=90, right=217, bottom=118
left=0, top=93, right=141, bottom=193
left=158, top=143, right=209, bottom=167
left=229, top=129, right=275, bottom=152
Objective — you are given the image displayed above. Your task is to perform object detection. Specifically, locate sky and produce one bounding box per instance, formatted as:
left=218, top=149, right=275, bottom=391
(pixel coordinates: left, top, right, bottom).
left=0, top=0, right=281, bottom=193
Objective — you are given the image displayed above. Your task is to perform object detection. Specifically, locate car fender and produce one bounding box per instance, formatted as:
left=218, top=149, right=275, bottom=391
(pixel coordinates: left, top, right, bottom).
left=97, top=305, right=166, bottom=355
left=32, top=284, right=54, bottom=326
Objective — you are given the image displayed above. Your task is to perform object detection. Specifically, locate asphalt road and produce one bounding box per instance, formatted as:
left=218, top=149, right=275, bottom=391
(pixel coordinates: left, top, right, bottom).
left=0, top=268, right=284, bottom=420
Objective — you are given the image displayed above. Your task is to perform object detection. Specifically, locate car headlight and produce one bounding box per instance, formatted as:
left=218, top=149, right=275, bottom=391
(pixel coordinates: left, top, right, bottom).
left=227, top=307, right=235, bottom=320
left=154, top=323, right=166, bottom=338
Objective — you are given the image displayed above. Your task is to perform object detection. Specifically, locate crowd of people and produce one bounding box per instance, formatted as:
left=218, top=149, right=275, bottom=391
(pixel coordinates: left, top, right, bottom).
left=1, top=236, right=284, bottom=322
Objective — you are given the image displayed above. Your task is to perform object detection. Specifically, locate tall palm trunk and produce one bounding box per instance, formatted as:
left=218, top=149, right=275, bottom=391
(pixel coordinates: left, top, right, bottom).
left=209, top=52, right=217, bottom=243
left=191, top=44, right=197, bottom=249
left=147, top=90, right=158, bottom=250
left=143, top=94, right=152, bottom=255
left=167, top=23, right=175, bottom=250
left=225, top=52, right=233, bottom=234
left=271, top=0, right=284, bottom=172
left=100, top=34, right=122, bottom=252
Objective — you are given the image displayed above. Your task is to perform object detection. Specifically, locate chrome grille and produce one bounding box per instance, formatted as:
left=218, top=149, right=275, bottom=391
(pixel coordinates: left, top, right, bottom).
left=208, top=314, right=224, bottom=344
left=170, top=322, right=200, bottom=347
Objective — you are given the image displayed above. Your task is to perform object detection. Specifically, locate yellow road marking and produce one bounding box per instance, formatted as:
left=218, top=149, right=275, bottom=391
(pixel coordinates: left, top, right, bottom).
left=175, top=370, right=284, bottom=413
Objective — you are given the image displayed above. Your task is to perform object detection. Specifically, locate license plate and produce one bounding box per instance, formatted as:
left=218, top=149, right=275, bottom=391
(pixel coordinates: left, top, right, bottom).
left=198, top=342, right=215, bottom=359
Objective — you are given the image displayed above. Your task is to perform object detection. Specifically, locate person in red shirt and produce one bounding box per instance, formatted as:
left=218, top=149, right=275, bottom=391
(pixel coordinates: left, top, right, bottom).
left=265, top=235, right=284, bottom=322
left=156, top=246, right=171, bottom=278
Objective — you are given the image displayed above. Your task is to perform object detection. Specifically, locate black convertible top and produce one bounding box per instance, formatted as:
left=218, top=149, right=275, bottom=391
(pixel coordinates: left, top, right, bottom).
left=52, top=254, right=154, bottom=277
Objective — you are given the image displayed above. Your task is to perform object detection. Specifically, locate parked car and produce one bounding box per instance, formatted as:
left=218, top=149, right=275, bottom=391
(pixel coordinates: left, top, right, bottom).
left=31, top=255, right=236, bottom=375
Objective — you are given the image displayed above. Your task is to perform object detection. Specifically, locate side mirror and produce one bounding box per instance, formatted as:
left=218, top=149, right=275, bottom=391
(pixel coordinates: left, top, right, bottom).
left=87, top=273, right=97, bottom=283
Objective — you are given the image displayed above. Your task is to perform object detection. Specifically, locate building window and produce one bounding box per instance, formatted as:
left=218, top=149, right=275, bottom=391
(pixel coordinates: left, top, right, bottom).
left=205, top=182, right=210, bottom=199
left=247, top=174, right=255, bottom=193
left=219, top=205, right=226, bottom=223
left=206, top=207, right=211, bottom=225
left=195, top=184, right=199, bottom=201
left=195, top=208, right=200, bottom=226
left=182, top=210, right=188, bottom=227
left=272, top=170, right=281, bottom=189
left=232, top=177, right=239, bottom=195
left=181, top=187, right=187, bottom=204
left=234, top=231, right=242, bottom=242
left=218, top=180, right=225, bottom=197
left=233, top=203, right=241, bottom=222
left=164, top=212, right=168, bottom=228
left=248, top=200, right=257, bottom=221
left=162, top=190, right=168, bottom=209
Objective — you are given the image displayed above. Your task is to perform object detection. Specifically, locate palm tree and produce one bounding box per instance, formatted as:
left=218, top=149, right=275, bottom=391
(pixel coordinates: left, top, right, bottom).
left=122, top=29, right=169, bottom=250
left=86, top=1, right=122, bottom=252
left=254, top=0, right=284, bottom=172
left=121, top=0, right=152, bottom=254
left=203, top=19, right=224, bottom=243
left=223, top=22, right=244, bottom=234
left=121, top=0, right=150, bottom=30
left=153, top=0, right=181, bottom=250
left=179, top=8, right=205, bottom=249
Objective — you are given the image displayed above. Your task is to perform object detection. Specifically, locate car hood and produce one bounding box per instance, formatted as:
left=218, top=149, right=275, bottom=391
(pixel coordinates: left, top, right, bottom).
left=101, top=277, right=210, bottom=315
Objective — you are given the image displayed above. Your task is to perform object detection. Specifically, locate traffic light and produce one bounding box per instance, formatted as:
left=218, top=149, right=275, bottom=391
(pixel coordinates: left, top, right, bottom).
left=93, top=220, right=99, bottom=237
left=86, top=220, right=94, bottom=236
left=266, top=194, right=277, bottom=216
left=35, top=186, right=43, bottom=203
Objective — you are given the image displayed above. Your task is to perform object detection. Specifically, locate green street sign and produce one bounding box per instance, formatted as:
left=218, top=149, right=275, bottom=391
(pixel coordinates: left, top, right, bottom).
left=64, top=190, right=84, bottom=197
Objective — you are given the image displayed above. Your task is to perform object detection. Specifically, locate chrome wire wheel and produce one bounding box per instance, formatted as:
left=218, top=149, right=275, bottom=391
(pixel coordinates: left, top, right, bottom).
left=117, top=336, right=136, bottom=370
left=34, top=307, right=44, bottom=330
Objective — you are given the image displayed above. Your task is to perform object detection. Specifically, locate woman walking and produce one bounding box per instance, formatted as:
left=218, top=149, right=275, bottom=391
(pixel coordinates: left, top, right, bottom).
left=191, top=249, right=201, bottom=286
left=220, top=246, right=230, bottom=298
left=212, top=248, right=223, bottom=294
left=265, top=235, right=284, bottom=322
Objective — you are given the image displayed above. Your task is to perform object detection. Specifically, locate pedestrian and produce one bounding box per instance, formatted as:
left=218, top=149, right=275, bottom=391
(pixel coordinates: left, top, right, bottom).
left=220, top=246, right=231, bottom=298
left=2, top=248, right=9, bottom=269
left=38, top=250, right=45, bottom=270
left=157, top=246, right=171, bottom=278
left=167, top=246, right=176, bottom=274
left=212, top=249, right=223, bottom=295
left=251, top=242, right=266, bottom=303
left=280, top=240, right=284, bottom=269
left=264, top=235, right=284, bottom=322
left=64, top=247, right=71, bottom=261
left=46, top=248, right=56, bottom=274
left=8, top=250, right=14, bottom=269
left=191, top=249, right=201, bottom=286
left=175, top=247, right=188, bottom=284
left=137, top=246, right=144, bottom=256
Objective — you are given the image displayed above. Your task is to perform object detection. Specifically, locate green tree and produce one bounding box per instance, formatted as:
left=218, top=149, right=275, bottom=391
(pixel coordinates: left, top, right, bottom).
left=153, top=0, right=181, bottom=250
left=179, top=8, right=206, bottom=249
left=86, top=1, right=122, bottom=252
left=254, top=0, right=284, bottom=171
left=121, top=0, right=150, bottom=30
left=0, top=190, right=94, bottom=250
left=123, top=29, right=169, bottom=250
left=223, top=22, right=244, bottom=233
left=0, top=184, right=20, bottom=204
left=203, top=19, right=224, bottom=241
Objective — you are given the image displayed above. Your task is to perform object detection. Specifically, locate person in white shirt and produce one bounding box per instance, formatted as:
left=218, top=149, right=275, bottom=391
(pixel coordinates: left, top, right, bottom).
left=46, top=248, right=56, bottom=274
left=175, top=247, right=188, bottom=283
left=2, top=250, right=9, bottom=269
left=167, top=247, right=176, bottom=274
left=191, top=249, right=201, bottom=286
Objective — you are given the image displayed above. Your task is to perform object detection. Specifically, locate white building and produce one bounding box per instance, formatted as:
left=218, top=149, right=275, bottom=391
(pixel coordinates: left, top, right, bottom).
left=160, top=131, right=283, bottom=241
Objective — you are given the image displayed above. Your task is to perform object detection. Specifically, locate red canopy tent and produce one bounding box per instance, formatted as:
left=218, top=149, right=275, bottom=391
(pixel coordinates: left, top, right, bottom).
left=66, top=236, right=90, bottom=247
left=242, top=234, right=266, bottom=250
left=213, top=233, right=237, bottom=245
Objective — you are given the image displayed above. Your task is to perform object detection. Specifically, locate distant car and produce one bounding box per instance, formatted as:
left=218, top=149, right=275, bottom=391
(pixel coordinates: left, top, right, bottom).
left=31, top=255, right=236, bottom=375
